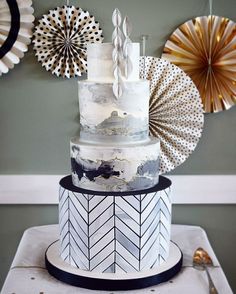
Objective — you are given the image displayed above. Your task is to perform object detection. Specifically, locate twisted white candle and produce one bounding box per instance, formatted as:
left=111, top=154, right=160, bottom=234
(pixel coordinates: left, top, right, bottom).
left=123, top=16, right=133, bottom=79
left=141, top=35, right=149, bottom=57
left=141, top=35, right=149, bottom=76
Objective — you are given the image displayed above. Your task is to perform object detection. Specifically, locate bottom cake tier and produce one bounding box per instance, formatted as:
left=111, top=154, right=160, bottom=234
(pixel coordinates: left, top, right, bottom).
left=59, top=175, right=172, bottom=274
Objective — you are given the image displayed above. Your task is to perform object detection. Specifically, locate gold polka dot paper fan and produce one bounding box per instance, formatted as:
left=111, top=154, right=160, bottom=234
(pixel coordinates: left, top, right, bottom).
left=140, top=56, right=204, bottom=174
left=162, top=15, right=236, bottom=113
left=33, top=5, right=103, bottom=78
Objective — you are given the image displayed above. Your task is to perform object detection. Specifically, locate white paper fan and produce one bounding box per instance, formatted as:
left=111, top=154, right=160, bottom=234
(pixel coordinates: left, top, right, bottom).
left=0, top=0, right=34, bottom=75
left=33, top=5, right=104, bottom=78
left=140, top=56, right=204, bottom=174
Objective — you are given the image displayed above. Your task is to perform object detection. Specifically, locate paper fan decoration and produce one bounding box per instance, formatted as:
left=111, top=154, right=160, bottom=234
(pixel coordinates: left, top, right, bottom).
left=33, top=6, right=103, bottom=78
left=0, top=0, right=34, bottom=76
left=162, top=15, right=236, bottom=113
left=140, top=56, right=204, bottom=174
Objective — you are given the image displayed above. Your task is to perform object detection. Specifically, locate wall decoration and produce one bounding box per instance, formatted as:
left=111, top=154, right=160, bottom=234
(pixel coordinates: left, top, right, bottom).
left=33, top=5, right=103, bottom=78
left=140, top=56, right=204, bottom=174
left=162, top=15, right=236, bottom=113
left=0, top=0, right=34, bottom=76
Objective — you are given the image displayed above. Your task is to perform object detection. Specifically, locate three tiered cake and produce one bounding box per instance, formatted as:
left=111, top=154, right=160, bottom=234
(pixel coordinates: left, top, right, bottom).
left=71, top=41, right=160, bottom=192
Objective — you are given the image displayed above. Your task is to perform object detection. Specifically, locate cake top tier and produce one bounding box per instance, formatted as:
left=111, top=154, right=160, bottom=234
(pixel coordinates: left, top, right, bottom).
left=87, top=42, right=140, bottom=82
left=87, top=8, right=142, bottom=97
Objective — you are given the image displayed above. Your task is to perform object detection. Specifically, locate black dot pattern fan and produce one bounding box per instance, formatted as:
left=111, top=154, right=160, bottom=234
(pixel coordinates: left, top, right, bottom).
left=140, top=56, right=204, bottom=174
left=33, top=5, right=103, bottom=78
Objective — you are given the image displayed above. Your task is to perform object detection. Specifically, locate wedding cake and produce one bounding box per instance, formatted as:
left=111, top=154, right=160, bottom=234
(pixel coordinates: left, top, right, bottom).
left=57, top=9, right=172, bottom=277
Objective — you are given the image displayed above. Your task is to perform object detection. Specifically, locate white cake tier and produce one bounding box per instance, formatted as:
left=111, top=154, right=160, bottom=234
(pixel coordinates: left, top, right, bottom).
left=70, top=137, right=160, bottom=192
left=87, top=43, right=140, bottom=82
left=79, top=80, right=150, bottom=143
left=59, top=175, right=172, bottom=273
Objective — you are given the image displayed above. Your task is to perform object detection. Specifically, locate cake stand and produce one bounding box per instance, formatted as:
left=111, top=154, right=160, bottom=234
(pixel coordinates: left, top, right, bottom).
left=46, top=240, right=182, bottom=290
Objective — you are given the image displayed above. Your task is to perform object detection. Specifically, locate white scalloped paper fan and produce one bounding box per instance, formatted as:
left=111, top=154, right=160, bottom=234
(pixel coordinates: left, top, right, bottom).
left=0, top=0, right=34, bottom=75
left=140, top=56, right=204, bottom=174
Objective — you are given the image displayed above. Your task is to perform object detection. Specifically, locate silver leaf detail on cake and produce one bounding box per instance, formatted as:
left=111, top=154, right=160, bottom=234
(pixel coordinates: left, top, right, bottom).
left=70, top=138, right=160, bottom=192
left=78, top=80, right=150, bottom=143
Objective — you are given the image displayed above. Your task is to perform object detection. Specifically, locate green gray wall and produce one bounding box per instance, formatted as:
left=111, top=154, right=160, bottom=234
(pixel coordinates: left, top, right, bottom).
left=0, top=0, right=235, bottom=291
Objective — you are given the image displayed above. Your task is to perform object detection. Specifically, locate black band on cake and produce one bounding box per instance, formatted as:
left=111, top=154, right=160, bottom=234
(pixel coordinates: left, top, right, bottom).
left=45, top=241, right=183, bottom=291
left=60, top=175, right=171, bottom=196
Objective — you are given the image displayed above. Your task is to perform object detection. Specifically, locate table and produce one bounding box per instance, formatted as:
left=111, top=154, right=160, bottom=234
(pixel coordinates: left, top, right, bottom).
left=1, top=224, right=233, bottom=294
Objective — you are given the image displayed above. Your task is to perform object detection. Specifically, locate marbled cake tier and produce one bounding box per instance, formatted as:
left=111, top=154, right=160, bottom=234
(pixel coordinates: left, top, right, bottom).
left=87, top=43, right=140, bottom=82
left=70, top=137, right=160, bottom=192
left=59, top=175, right=172, bottom=273
left=79, top=80, right=149, bottom=143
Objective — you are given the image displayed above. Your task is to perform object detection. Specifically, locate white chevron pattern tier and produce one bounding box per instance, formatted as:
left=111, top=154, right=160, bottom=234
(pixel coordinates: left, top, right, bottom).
left=59, top=184, right=171, bottom=273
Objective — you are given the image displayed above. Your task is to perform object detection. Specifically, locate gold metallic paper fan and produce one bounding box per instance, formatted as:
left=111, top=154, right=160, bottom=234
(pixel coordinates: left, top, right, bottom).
left=140, top=56, right=204, bottom=174
left=0, top=0, right=34, bottom=76
left=162, top=15, right=236, bottom=113
left=33, top=5, right=103, bottom=78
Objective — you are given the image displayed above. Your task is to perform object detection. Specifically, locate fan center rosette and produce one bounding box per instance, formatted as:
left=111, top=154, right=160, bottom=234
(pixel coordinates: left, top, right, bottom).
left=33, top=5, right=104, bottom=78
left=140, top=56, right=204, bottom=174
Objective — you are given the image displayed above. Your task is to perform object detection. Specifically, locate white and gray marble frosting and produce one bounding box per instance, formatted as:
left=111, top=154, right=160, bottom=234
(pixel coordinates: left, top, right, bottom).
left=70, top=137, right=160, bottom=192
left=70, top=42, right=160, bottom=191
left=79, top=80, right=149, bottom=143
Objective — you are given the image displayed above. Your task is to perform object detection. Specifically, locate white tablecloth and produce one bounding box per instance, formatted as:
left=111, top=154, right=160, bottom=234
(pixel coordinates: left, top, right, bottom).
left=1, top=224, right=232, bottom=294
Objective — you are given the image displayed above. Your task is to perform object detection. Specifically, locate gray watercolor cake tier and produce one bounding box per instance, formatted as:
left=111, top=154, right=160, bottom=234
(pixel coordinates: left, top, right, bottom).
left=59, top=175, right=172, bottom=273
left=87, top=43, right=140, bottom=82
left=70, top=137, right=160, bottom=192
left=78, top=80, right=150, bottom=143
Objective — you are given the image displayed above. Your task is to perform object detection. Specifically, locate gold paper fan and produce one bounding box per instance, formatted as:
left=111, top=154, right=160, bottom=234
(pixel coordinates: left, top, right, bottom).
left=162, top=15, right=236, bottom=113
left=140, top=56, right=204, bottom=174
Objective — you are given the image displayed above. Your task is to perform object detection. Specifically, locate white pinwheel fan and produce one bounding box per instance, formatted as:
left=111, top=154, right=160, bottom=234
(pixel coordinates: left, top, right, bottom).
left=0, top=0, right=34, bottom=76
left=140, top=56, right=204, bottom=174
